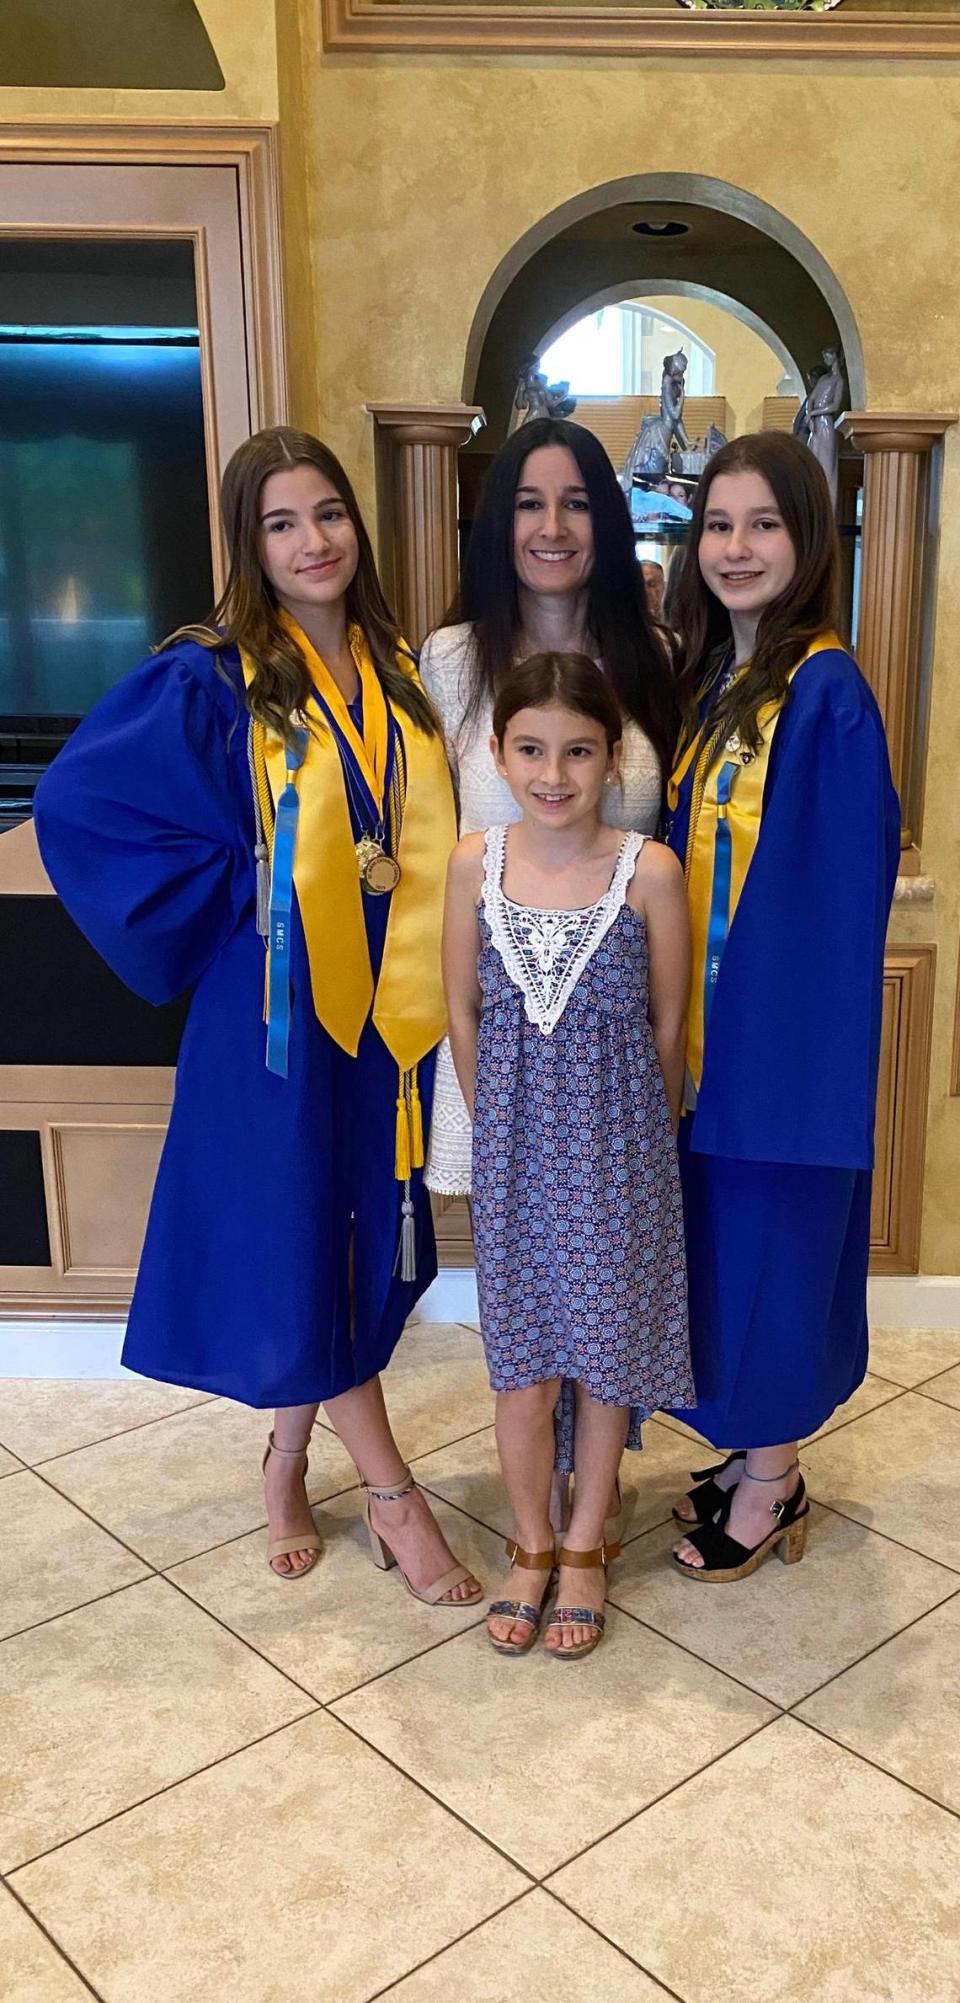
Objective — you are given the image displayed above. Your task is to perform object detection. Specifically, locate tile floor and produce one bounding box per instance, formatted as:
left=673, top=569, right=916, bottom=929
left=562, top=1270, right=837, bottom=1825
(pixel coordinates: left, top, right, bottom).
left=2, top=1319, right=960, bottom=2003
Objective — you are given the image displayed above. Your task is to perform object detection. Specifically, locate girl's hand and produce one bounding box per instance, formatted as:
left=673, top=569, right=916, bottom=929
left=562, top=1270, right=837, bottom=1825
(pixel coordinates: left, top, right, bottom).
left=441, top=835, right=485, bottom=1120
left=630, top=842, right=691, bottom=1131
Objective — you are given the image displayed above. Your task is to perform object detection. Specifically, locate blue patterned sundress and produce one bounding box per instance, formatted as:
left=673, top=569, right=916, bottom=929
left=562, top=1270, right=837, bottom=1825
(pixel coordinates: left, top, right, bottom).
left=471, top=825, right=692, bottom=1465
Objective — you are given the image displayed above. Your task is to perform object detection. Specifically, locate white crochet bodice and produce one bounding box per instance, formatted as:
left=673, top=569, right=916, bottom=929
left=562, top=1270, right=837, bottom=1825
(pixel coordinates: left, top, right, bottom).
left=482, top=824, right=646, bottom=1036
left=419, top=623, right=662, bottom=838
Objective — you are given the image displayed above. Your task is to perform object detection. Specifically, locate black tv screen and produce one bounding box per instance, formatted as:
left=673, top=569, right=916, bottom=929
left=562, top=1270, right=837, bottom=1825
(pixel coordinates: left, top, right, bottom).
left=0, top=325, right=215, bottom=814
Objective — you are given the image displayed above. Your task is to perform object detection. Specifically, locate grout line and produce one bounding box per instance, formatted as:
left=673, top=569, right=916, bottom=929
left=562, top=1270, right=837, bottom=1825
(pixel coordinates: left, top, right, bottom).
left=0, top=1573, right=163, bottom=1649
left=24, top=1397, right=220, bottom=1467
left=361, top=1888, right=537, bottom=2003
left=6, top=1710, right=322, bottom=1877
left=789, top=1713, right=960, bottom=1827
left=328, top=1706, right=540, bottom=1887
left=787, top=1580, right=960, bottom=1715
left=803, top=1383, right=908, bottom=1444
left=324, top=1611, right=489, bottom=1704
left=540, top=1886, right=687, bottom=2001
left=163, top=1551, right=489, bottom=1710
left=913, top=1381, right=960, bottom=1413
left=0, top=1876, right=108, bottom=2002
left=540, top=1714, right=778, bottom=1885
left=808, top=1492, right=960, bottom=1577
left=21, top=1464, right=162, bottom=1571
left=603, top=1589, right=786, bottom=1711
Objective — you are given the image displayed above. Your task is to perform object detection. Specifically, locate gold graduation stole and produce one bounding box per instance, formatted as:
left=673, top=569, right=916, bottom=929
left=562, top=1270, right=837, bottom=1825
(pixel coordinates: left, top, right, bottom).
left=668, top=631, right=842, bottom=1094
left=242, top=615, right=456, bottom=1194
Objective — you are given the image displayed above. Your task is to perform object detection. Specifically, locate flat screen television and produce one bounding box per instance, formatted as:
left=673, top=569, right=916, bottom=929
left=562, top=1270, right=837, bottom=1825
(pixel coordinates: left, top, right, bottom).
left=0, top=326, right=214, bottom=824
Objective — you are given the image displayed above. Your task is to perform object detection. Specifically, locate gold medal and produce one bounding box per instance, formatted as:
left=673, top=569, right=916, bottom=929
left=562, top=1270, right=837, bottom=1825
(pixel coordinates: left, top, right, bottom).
left=356, top=834, right=401, bottom=895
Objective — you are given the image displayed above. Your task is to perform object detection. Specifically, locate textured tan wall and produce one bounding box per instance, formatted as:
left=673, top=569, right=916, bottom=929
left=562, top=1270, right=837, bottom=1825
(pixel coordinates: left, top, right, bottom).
left=643, top=295, right=786, bottom=439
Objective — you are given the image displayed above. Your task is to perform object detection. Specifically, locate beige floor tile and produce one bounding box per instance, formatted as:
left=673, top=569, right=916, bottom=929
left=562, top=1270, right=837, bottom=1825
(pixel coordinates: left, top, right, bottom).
left=608, top=1505, right=958, bottom=1708
left=12, top=1711, right=524, bottom=2003
left=333, top=1612, right=773, bottom=1878
left=0, top=1441, right=23, bottom=1476
left=320, top=1320, right=494, bottom=1462
left=375, top=1889, right=671, bottom=2001
left=649, top=1411, right=722, bottom=1447
left=40, top=1398, right=358, bottom=1569
left=803, top=1392, right=960, bottom=1570
left=917, top=1362, right=960, bottom=1411
left=0, top=1883, right=91, bottom=2002
left=0, top=1470, right=147, bottom=1641
left=804, top=1372, right=902, bottom=1441
left=868, top=1326, right=960, bottom=1388
left=550, top=1716, right=960, bottom=2003
left=414, top=1414, right=705, bottom=1549
left=797, top=1592, right=960, bottom=1811
left=0, top=1574, right=313, bottom=1870
left=0, top=1376, right=211, bottom=1464
left=170, top=1490, right=500, bottom=1702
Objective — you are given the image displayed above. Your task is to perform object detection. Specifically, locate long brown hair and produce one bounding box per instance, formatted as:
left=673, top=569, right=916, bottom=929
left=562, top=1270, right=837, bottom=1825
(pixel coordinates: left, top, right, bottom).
left=492, top=651, right=624, bottom=751
left=168, top=426, right=437, bottom=746
left=672, top=431, right=841, bottom=756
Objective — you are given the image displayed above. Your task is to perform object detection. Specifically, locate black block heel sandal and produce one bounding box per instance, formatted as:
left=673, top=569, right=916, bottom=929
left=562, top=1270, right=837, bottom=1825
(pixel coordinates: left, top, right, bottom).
left=673, top=1468, right=809, bottom=1584
left=672, top=1449, right=746, bottom=1526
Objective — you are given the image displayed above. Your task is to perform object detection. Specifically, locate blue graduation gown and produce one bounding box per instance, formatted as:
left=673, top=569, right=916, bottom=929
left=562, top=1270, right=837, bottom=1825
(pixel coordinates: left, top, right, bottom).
left=33, top=640, right=437, bottom=1408
left=667, top=646, right=900, bottom=1445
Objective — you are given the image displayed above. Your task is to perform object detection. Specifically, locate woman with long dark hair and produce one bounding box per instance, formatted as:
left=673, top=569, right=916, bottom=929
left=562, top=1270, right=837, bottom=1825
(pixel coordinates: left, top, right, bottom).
left=421, top=416, right=677, bottom=1181
left=666, top=432, right=899, bottom=1582
left=420, top=415, right=679, bottom=1517
left=34, top=426, right=482, bottom=1605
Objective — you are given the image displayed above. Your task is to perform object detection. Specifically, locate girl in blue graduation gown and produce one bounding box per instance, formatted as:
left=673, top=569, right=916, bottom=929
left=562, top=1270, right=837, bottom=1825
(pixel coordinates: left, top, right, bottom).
left=664, top=432, right=899, bottom=1584
left=34, top=426, right=482, bottom=1605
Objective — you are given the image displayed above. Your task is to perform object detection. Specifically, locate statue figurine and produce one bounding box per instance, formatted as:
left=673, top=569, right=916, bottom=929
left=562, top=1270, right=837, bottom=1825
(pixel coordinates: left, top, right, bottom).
left=800, top=345, right=847, bottom=508
left=514, top=356, right=576, bottom=425
left=620, top=349, right=691, bottom=492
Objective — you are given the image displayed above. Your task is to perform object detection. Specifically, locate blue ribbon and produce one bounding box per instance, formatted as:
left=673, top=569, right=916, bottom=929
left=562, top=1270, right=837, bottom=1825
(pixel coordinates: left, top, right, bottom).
left=265, top=729, right=306, bottom=1078
left=703, top=758, right=736, bottom=1042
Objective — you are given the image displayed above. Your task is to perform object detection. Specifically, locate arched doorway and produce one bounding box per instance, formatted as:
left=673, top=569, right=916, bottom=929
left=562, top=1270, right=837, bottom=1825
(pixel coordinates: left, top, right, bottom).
left=462, top=173, right=865, bottom=445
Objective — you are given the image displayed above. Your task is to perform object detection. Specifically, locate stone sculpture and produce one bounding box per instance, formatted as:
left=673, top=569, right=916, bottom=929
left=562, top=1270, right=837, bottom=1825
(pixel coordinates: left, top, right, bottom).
left=514, top=357, right=577, bottom=424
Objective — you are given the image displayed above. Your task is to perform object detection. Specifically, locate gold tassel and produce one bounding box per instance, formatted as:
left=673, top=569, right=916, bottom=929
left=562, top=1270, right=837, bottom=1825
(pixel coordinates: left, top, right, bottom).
left=408, top=1068, right=424, bottom=1169
left=395, top=1082, right=411, bottom=1182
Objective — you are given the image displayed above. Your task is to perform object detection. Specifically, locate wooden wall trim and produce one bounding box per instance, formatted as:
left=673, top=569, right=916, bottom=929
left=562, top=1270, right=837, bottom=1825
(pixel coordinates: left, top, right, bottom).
left=321, top=2, right=960, bottom=60
left=0, top=121, right=288, bottom=434
left=871, top=943, right=937, bottom=1276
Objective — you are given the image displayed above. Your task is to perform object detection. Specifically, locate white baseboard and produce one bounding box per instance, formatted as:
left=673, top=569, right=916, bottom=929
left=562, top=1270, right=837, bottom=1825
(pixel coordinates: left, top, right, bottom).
left=0, top=1271, right=955, bottom=1380
left=868, top=1274, right=960, bottom=1330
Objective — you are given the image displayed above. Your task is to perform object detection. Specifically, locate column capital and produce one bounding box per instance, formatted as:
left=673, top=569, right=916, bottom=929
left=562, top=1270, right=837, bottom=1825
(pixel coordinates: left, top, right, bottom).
left=365, top=401, right=485, bottom=449
left=839, top=411, right=958, bottom=455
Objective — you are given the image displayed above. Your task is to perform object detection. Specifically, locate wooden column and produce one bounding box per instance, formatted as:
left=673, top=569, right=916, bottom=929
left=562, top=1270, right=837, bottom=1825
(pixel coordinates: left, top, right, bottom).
left=838, top=411, right=956, bottom=842
left=366, top=402, right=484, bottom=646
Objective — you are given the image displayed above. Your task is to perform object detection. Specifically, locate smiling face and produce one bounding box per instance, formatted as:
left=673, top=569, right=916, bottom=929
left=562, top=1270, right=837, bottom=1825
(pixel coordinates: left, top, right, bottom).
left=256, top=462, right=359, bottom=621
left=493, top=702, right=619, bottom=830
left=698, top=469, right=797, bottom=624
left=512, top=444, right=595, bottom=598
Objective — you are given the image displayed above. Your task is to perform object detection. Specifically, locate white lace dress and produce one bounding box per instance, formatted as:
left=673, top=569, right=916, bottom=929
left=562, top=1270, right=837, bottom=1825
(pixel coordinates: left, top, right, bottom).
left=420, top=621, right=663, bottom=1193
left=471, top=825, right=692, bottom=1444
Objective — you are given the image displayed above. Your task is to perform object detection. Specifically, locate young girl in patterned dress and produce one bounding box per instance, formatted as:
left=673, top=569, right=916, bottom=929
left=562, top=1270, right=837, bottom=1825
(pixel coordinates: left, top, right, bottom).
left=442, top=652, right=693, bottom=1659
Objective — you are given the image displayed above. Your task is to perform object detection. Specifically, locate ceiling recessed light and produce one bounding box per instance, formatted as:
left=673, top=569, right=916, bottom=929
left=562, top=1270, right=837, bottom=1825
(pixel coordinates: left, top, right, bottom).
left=631, top=220, right=690, bottom=237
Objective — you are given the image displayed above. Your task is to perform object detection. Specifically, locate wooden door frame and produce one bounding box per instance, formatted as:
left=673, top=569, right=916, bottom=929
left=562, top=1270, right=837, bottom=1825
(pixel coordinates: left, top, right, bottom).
left=0, top=121, right=288, bottom=441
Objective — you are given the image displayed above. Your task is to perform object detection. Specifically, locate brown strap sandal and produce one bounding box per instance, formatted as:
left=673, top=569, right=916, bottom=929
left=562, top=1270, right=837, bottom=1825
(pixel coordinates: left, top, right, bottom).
left=487, top=1540, right=557, bottom=1656
left=544, top=1541, right=616, bottom=1660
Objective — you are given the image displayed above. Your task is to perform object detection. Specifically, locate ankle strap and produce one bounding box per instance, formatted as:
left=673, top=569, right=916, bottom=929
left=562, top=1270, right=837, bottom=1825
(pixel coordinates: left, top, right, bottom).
left=364, top=1470, right=415, bottom=1503
left=264, top=1430, right=311, bottom=1458
left=556, top=1539, right=620, bottom=1567
left=742, top=1458, right=799, bottom=1485
left=504, top=1538, right=555, bottom=1570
